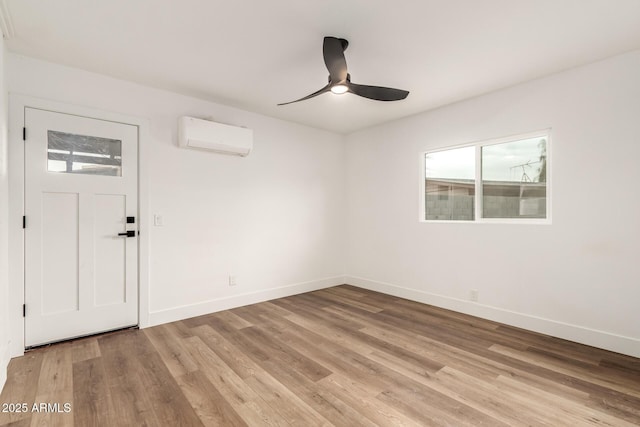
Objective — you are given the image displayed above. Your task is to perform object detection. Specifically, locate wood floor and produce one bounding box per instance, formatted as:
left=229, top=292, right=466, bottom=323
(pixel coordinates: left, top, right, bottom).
left=1, top=285, right=639, bottom=426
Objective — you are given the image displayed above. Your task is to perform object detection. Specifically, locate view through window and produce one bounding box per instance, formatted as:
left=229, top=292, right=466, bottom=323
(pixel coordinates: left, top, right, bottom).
left=47, top=130, right=122, bottom=176
left=424, top=132, right=548, bottom=222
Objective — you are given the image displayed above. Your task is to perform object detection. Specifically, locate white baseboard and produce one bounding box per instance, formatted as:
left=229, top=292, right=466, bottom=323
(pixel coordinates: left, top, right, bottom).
left=346, top=275, right=640, bottom=358
left=147, top=275, right=346, bottom=327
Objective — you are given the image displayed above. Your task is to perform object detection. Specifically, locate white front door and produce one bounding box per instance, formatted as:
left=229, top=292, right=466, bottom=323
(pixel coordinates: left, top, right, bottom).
left=24, top=108, right=139, bottom=347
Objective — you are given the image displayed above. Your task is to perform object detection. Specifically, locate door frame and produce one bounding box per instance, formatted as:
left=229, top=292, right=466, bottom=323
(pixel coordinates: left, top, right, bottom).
left=8, top=94, right=151, bottom=357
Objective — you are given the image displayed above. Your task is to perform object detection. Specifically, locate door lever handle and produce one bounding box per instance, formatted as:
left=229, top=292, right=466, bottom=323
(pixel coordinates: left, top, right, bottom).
left=118, top=230, right=136, bottom=237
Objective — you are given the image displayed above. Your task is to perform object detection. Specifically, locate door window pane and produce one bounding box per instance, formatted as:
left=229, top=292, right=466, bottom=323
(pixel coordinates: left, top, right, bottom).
left=47, top=130, right=122, bottom=176
left=425, top=146, right=475, bottom=220
left=481, top=137, right=547, bottom=218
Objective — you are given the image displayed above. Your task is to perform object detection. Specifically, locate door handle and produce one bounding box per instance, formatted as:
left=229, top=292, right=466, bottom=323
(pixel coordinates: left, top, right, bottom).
left=118, top=230, right=136, bottom=237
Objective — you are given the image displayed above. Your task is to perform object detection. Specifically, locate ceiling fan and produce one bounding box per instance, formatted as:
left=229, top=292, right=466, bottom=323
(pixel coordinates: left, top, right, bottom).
left=278, top=36, right=409, bottom=106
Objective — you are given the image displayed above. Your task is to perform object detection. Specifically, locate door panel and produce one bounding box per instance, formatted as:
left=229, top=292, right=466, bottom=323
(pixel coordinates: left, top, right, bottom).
left=94, top=194, right=126, bottom=306
left=41, top=192, right=79, bottom=315
left=25, top=108, right=138, bottom=347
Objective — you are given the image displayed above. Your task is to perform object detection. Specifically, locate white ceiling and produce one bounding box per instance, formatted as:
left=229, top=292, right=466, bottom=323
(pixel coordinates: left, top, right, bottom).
left=3, top=0, right=640, bottom=134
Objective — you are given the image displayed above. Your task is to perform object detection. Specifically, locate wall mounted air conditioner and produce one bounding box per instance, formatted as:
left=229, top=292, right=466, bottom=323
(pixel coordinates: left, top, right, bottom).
left=178, top=116, right=253, bottom=156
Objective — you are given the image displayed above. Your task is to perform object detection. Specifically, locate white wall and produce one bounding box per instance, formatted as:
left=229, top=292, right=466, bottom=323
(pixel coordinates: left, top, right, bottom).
left=345, top=50, right=640, bottom=357
left=0, top=37, right=9, bottom=390
left=7, top=54, right=345, bottom=335
left=4, top=48, right=639, bottom=363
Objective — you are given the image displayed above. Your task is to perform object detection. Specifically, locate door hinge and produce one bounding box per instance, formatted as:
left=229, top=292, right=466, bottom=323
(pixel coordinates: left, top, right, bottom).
left=23, top=127, right=26, bottom=141
left=22, top=216, right=26, bottom=229
left=23, top=304, right=26, bottom=317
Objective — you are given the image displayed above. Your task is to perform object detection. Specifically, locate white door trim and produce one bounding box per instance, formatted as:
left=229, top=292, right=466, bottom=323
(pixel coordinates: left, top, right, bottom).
left=8, top=94, right=151, bottom=357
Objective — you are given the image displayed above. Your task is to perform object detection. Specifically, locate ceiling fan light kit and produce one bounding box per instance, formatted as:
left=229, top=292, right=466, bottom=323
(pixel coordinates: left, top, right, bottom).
left=330, top=84, right=348, bottom=94
left=278, top=36, right=409, bottom=106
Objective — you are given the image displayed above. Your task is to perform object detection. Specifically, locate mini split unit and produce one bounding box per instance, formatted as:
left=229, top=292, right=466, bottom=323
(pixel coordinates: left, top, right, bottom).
left=178, top=116, right=253, bottom=157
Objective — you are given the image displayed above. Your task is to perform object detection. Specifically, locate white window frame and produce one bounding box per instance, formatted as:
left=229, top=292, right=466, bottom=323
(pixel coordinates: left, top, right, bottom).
left=419, top=129, right=551, bottom=224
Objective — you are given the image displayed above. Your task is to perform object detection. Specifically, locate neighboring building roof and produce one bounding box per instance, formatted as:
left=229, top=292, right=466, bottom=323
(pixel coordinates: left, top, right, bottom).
left=426, top=178, right=546, bottom=197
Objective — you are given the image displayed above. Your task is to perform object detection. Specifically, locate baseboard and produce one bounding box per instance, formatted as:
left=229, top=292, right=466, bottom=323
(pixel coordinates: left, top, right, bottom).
left=147, top=275, right=346, bottom=327
left=346, top=275, right=640, bottom=358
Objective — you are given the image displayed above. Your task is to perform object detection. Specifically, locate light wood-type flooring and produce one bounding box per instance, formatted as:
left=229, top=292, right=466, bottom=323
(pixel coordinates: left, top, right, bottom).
left=1, top=285, right=639, bottom=426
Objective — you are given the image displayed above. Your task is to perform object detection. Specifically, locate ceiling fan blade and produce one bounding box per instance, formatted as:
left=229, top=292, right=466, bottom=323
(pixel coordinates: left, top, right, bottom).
left=277, top=84, right=331, bottom=106
left=323, top=37, right=348, bottom=82
left=347, top=83, right=409, bottom=101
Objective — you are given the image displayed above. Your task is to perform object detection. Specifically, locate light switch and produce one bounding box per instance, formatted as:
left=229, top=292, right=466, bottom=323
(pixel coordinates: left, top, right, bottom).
left=154, top=214, right=164, bottom=226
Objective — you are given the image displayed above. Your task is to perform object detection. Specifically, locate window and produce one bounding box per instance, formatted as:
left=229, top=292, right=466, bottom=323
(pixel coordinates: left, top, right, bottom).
left=425, top=146, right=475, bottom=221
left=423, top=131, right=549, bottom=222
left=47, top=130, right=122, bottom=176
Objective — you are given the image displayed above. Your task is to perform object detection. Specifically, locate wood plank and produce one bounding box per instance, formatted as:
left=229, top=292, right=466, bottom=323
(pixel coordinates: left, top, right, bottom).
left=376, top=386, right=509, bottom=427
left=490, top=344, right=640, bottom=398
left=256, top=358, right=379, bottom=427
left=200, top=316, right=271, bottom=362
left=433, top=367, right=565, bottom=426
left=1, top=419, right=31, bottom=427
left=182, top=335, right=290, bottom=426
left=319, top=285, right=367, bottom=300
left=72, top=357, right=115, bottom=426
left=243, top=313, right=385, bottom=396
left=0, top=351, right=43, bottom=425
left=495, top=373, right=639, bottom=427
left=98, top=330, right=163, bottom=426
left=195, top=320, right=378, bottom=426
left=243, top=372, right=329, bottom=426
left=144, top=323, right=198, bottom=378
left=70, top=337, right=101, bottom=364
left=318, top=373, right=425, bottom=427
left=264, top=311, right=490, bottom=427
left=238, top=326, right=332, bottom=382
left=191, top=324, right=261, bottom=380
left=213, top=310, right=253, bottom=330
left=126, top=333, right=204, bottom=426
left=171, top=320, right=195, bottom=339
left=313, top=289, right=384, bottom=313
left=175, top=371, right=248, bottom=427
left=1, top=285, right=638, bottom=426
left=29, top=343, right=74, bottom=427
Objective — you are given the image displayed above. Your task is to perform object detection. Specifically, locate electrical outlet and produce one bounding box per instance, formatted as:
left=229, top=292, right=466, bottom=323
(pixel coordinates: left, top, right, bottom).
left=228, top=275, right=237, bottom=286
left=470, top=289, right=478, bottom=302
